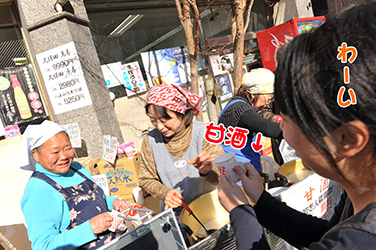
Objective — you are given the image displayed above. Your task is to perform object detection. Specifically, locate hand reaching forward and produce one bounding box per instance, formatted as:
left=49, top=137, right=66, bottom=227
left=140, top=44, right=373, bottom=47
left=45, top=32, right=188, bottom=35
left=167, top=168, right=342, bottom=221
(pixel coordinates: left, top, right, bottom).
left=89, top=212, right=113, bottom=234
left=188, top=150, right=213, bottom=175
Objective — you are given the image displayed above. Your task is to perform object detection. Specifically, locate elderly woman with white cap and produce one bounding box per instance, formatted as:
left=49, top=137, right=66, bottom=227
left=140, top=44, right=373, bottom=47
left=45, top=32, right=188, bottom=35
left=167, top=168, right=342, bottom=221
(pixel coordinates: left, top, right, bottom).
left=20, top=120, right=130, bottom=250
left=218, top=68, right=283, bottom=172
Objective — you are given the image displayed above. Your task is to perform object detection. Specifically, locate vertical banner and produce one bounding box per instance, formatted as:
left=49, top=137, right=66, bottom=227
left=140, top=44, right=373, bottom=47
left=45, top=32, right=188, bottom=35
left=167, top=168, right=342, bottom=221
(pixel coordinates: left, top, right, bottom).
left=0, top=65, right=47, bottom=126
left=120, top=61, right=147, bottom=96
left=141, top=46, right=190, bottom=86
left=35, top=41, right=93, bottom=114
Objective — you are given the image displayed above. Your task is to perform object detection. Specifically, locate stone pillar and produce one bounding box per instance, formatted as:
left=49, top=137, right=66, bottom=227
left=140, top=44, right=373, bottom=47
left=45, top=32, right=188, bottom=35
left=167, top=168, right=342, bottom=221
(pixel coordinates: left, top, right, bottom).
left=17, top=0, right=123, bottom=157
left=273, top=0, right=314, bottom=26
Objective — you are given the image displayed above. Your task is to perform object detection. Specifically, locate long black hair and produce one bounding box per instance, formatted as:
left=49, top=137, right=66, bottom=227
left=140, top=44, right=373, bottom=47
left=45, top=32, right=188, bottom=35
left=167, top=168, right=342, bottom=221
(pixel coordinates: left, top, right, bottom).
left=274, top=2, right=376, bottom=178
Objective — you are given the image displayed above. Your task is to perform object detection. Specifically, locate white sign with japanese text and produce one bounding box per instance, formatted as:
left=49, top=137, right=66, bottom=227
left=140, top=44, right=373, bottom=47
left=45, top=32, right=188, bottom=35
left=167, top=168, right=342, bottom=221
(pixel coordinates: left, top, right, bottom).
left=276, top=173, right=342, bottom=219
left=102, top=134, right=118, bottom=164
left=92, top=174, right=110, bottom=196
left=36, top=42, right=93, bottom=114
left=120, top=61, right=147, bottom=96
left=63, top=122, right=81, bottom=148
left=266, top=173, right=342, bottom=250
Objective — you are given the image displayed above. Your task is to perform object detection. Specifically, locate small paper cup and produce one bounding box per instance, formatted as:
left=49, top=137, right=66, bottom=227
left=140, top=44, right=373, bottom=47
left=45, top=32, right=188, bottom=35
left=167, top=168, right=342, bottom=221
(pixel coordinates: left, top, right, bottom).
left=132, top=187, right=144, bottom=205
left=227, top=162, right=246, bottom=182
left=108, top=210, right=124, bottom=232
left=125, top=146, right=138, bottom=159
left=213, top=152, right=236, bottom=177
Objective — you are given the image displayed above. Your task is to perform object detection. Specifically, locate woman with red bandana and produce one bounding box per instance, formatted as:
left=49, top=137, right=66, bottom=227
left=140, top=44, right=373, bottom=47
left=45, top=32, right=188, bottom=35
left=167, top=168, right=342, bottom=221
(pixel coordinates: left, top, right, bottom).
left=138, top=84, right=224, bottom=216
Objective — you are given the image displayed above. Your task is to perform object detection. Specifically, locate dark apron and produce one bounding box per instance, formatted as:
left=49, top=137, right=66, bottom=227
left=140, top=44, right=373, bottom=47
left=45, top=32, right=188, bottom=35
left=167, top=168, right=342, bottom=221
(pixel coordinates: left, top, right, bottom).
left=31, top=168, right=116, bottom=249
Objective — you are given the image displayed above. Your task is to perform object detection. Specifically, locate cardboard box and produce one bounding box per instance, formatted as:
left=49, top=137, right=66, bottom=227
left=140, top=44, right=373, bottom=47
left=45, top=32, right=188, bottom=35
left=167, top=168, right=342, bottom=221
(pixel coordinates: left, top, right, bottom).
left=94, top=155, right=140, bottom=200
left=122, top=194, right=135, bottom=204
left=0, top=224, right=31, bottom=250
left=76, top=157, right=101, bottom=175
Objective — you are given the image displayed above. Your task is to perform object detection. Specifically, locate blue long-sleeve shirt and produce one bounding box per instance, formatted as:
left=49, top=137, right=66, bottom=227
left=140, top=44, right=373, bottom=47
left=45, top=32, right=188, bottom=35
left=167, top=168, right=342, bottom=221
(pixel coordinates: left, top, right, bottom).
left=21, top=161, right=117, bottom=250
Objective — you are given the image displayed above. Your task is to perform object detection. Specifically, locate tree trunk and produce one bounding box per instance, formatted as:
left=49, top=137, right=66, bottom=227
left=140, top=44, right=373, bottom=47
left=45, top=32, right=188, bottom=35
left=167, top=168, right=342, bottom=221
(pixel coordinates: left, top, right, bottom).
left=231, top=0, right=247, bottom=92
left=175, top=0, right=203, bottom=121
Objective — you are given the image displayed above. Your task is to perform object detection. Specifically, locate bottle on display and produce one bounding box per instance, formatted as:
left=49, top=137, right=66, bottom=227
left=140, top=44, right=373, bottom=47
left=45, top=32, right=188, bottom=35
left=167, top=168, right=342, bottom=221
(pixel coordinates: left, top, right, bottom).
left=11, top=74, right=32, bottom=119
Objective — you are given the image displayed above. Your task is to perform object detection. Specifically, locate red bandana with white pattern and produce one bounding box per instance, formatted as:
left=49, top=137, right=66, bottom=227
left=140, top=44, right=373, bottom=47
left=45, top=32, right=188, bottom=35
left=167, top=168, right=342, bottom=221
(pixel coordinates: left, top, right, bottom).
left=145, top=84, right=202, bottom=115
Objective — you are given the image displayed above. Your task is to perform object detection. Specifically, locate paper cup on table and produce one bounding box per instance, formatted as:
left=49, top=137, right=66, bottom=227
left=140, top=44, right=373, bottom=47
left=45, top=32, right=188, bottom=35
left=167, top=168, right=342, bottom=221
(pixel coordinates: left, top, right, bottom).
left=108, top=210, right=124, bottom=232
left=213, top=152, right=236, bottom=177
left=124, top=146, right=137, bottom=159
left=132, top=187, right=144, bottom=205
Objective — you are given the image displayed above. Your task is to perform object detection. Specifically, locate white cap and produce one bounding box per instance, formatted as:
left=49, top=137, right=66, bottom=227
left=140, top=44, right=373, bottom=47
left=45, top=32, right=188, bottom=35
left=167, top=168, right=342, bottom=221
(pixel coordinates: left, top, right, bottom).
left=242, top=68, right=275, bottom=94
left=20, top=120, right=66, bottom=171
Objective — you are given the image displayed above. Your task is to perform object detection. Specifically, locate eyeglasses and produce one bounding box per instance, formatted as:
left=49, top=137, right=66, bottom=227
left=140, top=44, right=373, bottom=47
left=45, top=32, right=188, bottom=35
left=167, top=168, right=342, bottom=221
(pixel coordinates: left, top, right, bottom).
left=263, top=95, right=274, bottom=105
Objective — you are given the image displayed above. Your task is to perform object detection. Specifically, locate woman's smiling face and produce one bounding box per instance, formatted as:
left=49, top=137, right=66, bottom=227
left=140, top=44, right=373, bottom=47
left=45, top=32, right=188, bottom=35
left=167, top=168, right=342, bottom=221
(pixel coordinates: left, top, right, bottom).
left=33, top=132, right=74, bottom=174
left=147, top=105, right=184, bottom=138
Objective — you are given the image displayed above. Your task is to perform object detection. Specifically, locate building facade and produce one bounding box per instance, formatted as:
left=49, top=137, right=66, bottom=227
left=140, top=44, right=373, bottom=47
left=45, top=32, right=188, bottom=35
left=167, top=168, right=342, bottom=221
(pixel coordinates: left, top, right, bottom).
left=0, top=0, right=333, bottom=155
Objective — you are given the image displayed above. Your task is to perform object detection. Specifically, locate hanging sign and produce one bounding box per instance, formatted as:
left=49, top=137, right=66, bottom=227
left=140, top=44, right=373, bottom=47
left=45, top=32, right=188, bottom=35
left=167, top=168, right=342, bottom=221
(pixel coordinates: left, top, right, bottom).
left=0, top=65, right=47, bottom=126
left=35, top=41, right=93, bottom=114
left=102, top=134, right=118, bottom=164
left=120, top=61, right=147, bottom=96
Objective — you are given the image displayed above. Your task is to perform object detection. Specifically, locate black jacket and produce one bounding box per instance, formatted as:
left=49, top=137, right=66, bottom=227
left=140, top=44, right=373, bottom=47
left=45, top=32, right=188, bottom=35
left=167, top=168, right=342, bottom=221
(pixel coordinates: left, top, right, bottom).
left=230, top=191, right=376, bottom=249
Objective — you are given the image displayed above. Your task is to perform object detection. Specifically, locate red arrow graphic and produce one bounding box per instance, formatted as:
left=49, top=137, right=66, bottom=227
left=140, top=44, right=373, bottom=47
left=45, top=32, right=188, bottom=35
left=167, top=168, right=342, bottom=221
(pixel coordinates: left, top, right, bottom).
left=251, top=132, right=264, bottom=152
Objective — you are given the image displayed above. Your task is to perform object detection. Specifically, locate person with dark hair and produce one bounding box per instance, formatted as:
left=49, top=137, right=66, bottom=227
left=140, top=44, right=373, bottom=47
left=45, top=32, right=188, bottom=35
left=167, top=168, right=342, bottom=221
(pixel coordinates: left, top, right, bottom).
left=20, top=120, right=130, bottom=250
left=218, top=68, right=282, bottom=172
left=217, top=2, right=376, bottom=249
left=138, top=84, right=224, bottom=215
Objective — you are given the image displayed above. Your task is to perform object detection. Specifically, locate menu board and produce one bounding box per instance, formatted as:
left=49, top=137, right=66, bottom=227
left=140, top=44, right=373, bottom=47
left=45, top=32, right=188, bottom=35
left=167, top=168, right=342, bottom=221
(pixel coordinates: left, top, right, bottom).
left=0, top=64, right=47, bottom=126
left=36, top=42, right=93, bottom=114
left=141, top=46, right=190, bottom=86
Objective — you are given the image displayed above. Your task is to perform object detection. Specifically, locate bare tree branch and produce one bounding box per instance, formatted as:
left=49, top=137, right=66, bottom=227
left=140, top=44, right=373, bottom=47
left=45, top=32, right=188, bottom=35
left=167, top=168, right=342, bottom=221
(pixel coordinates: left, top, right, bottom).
left=175, top=0, right=203, bottom=121
left=231, top=0, right=247, bottom=91
left=244, top=0, right=255, bottom=32
left=188, top=0, right=200, bottom=59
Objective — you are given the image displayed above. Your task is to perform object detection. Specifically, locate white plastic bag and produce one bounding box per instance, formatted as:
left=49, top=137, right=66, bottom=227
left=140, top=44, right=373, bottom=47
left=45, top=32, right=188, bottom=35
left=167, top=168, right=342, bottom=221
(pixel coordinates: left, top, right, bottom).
left=279, top=139, right=299, bottom=163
